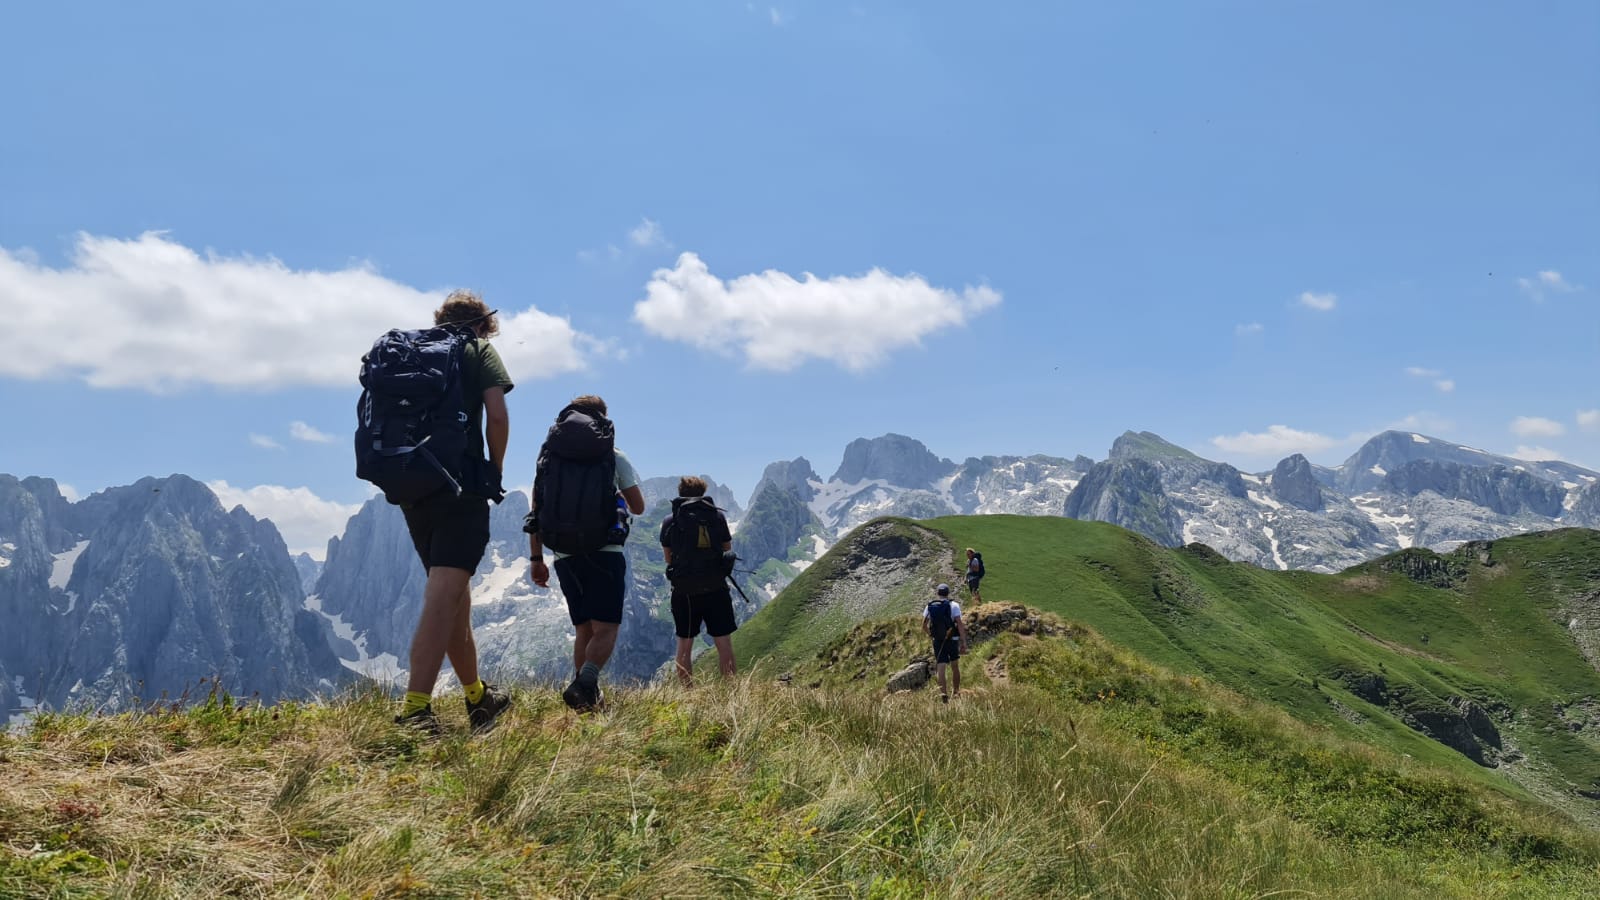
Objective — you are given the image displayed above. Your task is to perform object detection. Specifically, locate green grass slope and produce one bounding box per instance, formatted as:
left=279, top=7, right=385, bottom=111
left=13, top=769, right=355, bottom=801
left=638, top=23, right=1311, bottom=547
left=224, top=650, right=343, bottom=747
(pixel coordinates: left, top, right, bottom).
left=6, top=668, right=1599, bottom=898
left=737, top=516, right=1600, bottom=823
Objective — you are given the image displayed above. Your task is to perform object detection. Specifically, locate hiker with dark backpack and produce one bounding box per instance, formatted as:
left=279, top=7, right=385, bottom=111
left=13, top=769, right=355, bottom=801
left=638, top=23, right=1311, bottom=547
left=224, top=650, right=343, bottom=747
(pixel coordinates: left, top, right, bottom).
left=524, top=394, right=645, bottom=711
left=965, top=547, right=986, bottom=602
left=659, top=476, right=737, bottom=687
left=354, top=290, right=512, bottom=734
left=923, top=583, right=969, bottom=703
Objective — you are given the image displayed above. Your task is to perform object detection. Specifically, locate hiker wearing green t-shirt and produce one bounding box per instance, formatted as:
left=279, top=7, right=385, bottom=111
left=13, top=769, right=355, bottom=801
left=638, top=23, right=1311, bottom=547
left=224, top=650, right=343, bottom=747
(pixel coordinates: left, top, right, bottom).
left=394, top=291, right=513, bottom=735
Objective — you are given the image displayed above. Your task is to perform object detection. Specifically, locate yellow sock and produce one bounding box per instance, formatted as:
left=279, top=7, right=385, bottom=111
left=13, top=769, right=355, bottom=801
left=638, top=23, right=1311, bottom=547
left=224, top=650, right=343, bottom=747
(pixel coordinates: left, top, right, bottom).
left=402, top=691, right=432, bottom=716
left=464, top=680, right=486, bottom=705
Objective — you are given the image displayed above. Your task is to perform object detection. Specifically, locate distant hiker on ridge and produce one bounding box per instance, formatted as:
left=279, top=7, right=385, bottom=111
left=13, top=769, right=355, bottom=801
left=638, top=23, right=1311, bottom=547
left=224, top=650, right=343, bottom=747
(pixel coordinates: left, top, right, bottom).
left=965, top=547, right=986, bottom=602
left=525, top=395, right=645, bottom=712
left=660, top=476, right=737, bottom=687
left=355, top=290, right=513, bottom=735
left=923, top=583, right=968, bottom=703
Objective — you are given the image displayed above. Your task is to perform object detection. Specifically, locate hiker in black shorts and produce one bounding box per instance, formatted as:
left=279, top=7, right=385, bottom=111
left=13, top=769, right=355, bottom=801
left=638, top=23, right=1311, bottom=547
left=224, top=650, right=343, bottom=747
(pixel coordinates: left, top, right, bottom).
left=660, top=476, right=737, bottom=687
left=923, top=583, right=969, bottom=702
left=525, top=394, right=645, bottom=712
left=965, top=547, right=985, bottom=602
left=389, top=291, right=512, bottom=734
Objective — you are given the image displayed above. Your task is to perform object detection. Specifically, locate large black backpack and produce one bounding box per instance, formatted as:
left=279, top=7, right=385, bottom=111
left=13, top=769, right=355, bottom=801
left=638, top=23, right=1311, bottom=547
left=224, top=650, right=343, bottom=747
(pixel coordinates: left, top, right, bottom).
left=667, top=496, right=729, bottom=595
left=971, top=552, right=986, bottom=578
left=353, top=326, right=475, bottom=505
left=533, top=406, right=620, bottom=555
left=927, top=598, right=957, bottom=641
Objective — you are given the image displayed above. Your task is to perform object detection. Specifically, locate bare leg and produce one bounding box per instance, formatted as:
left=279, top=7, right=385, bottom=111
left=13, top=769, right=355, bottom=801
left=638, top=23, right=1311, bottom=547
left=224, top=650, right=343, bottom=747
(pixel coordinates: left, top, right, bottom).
left=445, top=581, right=479, bottom=688
left=711, top=634, right=736, bottom=678
left=951, top=659, right=961, bottom=696
left=675, top=637, right=694, bottom=687
left=406, top=567, right=473, bottom=696
left=582, top=622, right=620, bottom=668
left=935, top=662, right=949, bottom=697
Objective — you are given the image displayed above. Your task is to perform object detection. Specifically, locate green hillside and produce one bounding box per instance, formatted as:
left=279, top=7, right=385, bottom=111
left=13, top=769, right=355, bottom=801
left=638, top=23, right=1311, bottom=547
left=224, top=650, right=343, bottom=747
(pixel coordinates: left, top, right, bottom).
left=735, top=516, right=1600, bottom=822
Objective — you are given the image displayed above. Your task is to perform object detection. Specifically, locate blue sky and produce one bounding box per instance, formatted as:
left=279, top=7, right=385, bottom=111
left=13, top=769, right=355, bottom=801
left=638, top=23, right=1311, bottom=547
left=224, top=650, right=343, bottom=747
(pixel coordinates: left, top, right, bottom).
left=1, top=1, right=1595, bottom=555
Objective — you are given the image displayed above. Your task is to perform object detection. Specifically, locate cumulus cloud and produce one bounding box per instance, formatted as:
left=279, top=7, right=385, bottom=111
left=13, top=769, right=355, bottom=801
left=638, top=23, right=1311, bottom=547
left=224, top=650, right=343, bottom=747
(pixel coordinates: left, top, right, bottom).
left=1510, top=446, right=1565, bottom=463
left=1234, top=322, right=1263, bottom=337
left=249, top=433, right=283, bottom=450
left=1519, top=269, right=1579, bottom=300
left=1298, top=291, right=1337, bottom=312
left=290, top=421, right=335, bottom=444
left=0, top=232, right=592, bottom=392
left=1510, top=416, right=1566, bottom=439
left=1579, top=409, right=1600, bottom=432
left=634, top=252, right=1001, bottom=371
left=58, top=483, right=81, bottom=503
left=207, top=480, right=362, bottom=558
left=1211, top=425, right=1338, bottom=457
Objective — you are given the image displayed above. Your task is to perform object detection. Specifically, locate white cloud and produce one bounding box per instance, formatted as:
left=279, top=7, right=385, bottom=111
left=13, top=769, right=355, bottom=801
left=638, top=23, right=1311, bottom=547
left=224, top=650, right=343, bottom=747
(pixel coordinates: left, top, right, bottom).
left=628, top=218, right=669, bottom=249
left=58, top=483, right=81, bottom=503
left=1579, top=409, right=1600, bottom=432
left=0, top=232, right=592, bottom=392
left=1404, top=366, right=1441, bottom=378
left=1519, top=269, right=1580, bottom=300
left=1298, top=291, right=1337, bottom=312
left=1510, top=416, right=1566, bottom=439
left=770, top=7, right=785, bottom=25
left=1211, top=425, right=1338, bottom=457
left=289, top=421, right=335, bottom=444
left=249, top=433, right=283, bottom=450
left=634, top=252, right=1001, bottom=372
left=207, top=480, right=362, bottom=559
left=1234, top=322, right=1263, bottom=336
left=1510, top=446, right=1565, bottom=463
left=1434, top=379, right=1455, bottom=393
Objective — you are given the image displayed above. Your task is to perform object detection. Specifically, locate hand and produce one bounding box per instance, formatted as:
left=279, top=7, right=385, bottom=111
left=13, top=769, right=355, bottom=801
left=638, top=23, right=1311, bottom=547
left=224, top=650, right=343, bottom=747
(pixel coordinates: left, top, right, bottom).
left=530, top=559, right=550, bottom=588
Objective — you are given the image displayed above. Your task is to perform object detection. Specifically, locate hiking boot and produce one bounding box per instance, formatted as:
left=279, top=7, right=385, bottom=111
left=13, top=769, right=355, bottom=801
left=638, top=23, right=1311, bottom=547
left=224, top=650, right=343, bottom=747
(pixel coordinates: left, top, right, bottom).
left=394, top=704, right=441, bottom=736
left=562, top=676, right=601, bottom=712
left=466, top=683, right=511, bottom=735
left=940, top=693, right=950, bottom=704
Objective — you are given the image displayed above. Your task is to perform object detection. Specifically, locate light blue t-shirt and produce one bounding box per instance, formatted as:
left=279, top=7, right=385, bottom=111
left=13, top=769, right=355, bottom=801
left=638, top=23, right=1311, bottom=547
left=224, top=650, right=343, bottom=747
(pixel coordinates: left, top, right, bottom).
left=550, top=448, right=640, bottom=560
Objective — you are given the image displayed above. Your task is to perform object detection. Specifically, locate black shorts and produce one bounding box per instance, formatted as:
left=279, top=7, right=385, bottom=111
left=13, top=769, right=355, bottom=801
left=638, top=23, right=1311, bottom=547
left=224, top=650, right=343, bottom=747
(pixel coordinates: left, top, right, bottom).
left=672, top=586, right=737, bottom=639
left=402, top=492, right=490, bottom=572
left=966, top=574, right=983, bottom=592
left=554, top=551, right=628, bottom=626
left=933, top=637, right=962, bottom=664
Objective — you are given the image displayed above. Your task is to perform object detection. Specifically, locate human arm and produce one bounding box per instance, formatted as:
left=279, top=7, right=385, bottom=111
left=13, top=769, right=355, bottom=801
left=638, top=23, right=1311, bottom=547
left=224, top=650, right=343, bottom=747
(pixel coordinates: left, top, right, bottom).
left=621, top=485, right=645, bottom=516
left=483, top=387, right=509, bottom=473
left=528, top=533, right=549, bottom=587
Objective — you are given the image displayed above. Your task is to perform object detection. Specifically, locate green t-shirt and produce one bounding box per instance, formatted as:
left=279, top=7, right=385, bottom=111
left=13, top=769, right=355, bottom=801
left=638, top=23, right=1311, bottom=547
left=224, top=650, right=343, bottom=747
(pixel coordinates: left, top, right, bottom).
left=463, top=340, right=514, bottom=466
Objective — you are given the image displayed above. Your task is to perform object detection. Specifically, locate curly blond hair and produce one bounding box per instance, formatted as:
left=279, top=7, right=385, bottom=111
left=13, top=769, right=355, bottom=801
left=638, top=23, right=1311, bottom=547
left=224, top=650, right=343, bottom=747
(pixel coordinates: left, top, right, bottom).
left=433, top=290, right=499, bottom=337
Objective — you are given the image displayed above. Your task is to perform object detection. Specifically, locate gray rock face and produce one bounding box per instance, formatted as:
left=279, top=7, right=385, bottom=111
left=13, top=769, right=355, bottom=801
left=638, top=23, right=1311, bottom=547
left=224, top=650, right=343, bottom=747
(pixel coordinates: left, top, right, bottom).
left=0, top=473, right=352, bottom=715
left=734, top=483, right=822, bottom=566
left=1383, top=460, right=1565, bottom=518
left=886, top=660, right=931, bottom=693
left=830, top=434, right=955, bottom=490
left=753, top=458, right=819, bottom=505
left=293, top=553, right=323, bottom=595
left=1064, top=458, right=1182, bottom=546
left=312, top=496, right=428, bottom=660
left=1572, top=483, right=1600, bottom=527
left=948, top=455, right=1091, bottom=516
left=1271, top=455, right=1324, bottom=511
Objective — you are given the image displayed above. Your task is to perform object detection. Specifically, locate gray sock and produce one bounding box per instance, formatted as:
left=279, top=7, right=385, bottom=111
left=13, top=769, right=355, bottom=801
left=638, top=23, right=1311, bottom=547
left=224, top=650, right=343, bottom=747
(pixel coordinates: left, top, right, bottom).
left=579, top=662, right=600, bottom=685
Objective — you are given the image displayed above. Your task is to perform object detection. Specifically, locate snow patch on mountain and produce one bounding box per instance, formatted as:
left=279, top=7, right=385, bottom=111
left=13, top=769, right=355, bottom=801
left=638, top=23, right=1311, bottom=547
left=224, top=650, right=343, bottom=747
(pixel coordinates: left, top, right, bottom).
left=1411, top=434, right=1430, bottom=444
left=304, top=593, right=407, bottom=684
left=50, top=540, right=89, bottom=589
left=1350, top=495, right=1415, bottom=549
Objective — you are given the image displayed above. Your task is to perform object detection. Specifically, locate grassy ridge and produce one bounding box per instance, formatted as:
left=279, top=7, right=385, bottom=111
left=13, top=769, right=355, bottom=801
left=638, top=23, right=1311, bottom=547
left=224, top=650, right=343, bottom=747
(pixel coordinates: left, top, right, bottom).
left=874, top=516, right=1600, bottom=812
left=7, top=662, right=1598, bottom=898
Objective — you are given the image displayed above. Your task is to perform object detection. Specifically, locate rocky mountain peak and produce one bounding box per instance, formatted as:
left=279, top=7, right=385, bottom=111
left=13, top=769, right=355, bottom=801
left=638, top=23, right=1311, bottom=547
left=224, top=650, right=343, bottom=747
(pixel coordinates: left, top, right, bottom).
left=753, top=457, right=820, bottom=505
left=1271, top=454, right=1324, bottom=511
left=1108, top=431, right=1203, bottom=463
left=829, top=435, right=953, bottom=490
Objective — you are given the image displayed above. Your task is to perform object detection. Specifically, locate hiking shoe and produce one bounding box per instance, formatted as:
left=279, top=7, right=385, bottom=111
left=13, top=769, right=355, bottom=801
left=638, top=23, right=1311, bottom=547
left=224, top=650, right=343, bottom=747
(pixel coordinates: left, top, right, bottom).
left=466, top=683, right=511, bottom=735
left=941, top=693, right=950, bottom=704
left=394, top=704, right=441, bottom=736
left=562, top=677, right=601, bottom=712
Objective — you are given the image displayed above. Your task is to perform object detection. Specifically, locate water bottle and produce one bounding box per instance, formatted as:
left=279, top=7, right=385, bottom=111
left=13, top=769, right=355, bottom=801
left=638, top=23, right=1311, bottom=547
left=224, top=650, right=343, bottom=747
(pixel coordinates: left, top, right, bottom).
left=608, top=495, right=630, bottom=543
